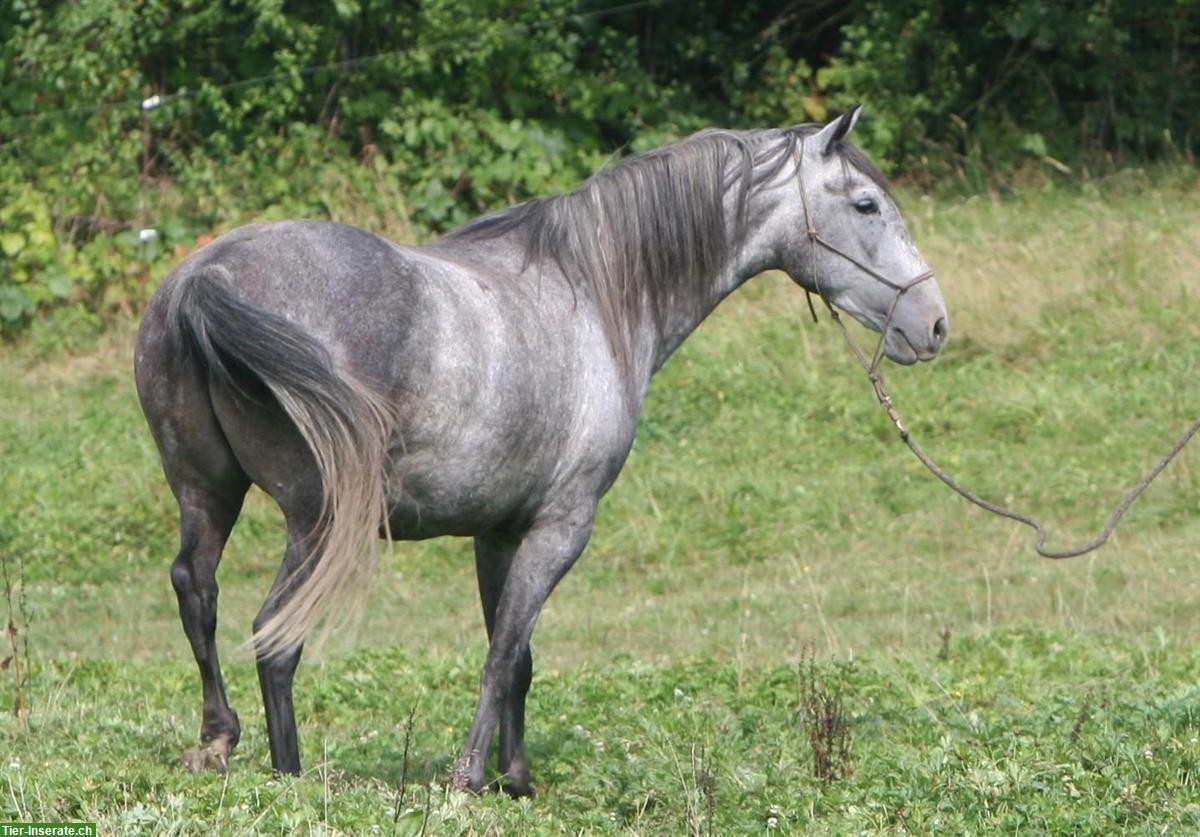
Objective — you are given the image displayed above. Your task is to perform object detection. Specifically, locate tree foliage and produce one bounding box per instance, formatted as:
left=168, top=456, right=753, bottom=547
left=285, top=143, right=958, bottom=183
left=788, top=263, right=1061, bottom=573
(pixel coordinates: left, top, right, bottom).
left=822, top=0, right=1200, bottom=176
left=0, top=0, right=1196, bottom=335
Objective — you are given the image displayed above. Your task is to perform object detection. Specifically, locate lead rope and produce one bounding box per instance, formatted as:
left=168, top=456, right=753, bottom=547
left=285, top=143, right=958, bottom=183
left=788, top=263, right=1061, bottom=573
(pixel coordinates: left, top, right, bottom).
left=793, top=137, right=1200, bottom=559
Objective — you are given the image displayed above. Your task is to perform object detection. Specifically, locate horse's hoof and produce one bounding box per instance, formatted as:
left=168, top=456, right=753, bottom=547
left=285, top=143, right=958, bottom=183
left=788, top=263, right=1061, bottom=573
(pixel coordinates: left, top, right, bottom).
left=448, top=754, right=484, bottom=795
left=182, top=736, right=233, bottom=773
left=501, top=779, right=535, bottom=799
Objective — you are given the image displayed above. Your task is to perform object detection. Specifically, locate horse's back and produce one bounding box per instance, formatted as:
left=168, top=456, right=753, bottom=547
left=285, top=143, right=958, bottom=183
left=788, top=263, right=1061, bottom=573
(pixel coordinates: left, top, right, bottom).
left=173, top=221, right=425, bottom=348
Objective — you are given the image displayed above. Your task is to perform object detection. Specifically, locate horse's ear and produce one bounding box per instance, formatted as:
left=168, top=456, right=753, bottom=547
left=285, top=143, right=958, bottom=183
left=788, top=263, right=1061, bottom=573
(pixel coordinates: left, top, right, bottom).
left=812, top=104, right=864, bottom=156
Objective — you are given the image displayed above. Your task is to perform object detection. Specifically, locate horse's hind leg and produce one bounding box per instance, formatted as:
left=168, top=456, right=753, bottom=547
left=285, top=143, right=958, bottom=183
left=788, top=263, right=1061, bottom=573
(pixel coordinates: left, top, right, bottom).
left=138, top=299, right=251, bottom=771
left=252, top=515, right=321, bottom=775
left=172, top=484, right=248, bottom=773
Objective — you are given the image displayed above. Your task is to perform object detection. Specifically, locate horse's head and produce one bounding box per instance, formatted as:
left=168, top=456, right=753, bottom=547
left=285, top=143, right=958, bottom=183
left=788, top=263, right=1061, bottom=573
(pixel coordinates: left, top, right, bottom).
left=783, top=107, right=948, bottom=364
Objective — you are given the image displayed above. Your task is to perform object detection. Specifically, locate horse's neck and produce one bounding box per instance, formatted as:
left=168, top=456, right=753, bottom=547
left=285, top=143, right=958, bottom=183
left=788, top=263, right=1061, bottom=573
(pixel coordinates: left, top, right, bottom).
left=642, top=273, right=738, bottom=376
left=640, top=218, right=781, bottom=379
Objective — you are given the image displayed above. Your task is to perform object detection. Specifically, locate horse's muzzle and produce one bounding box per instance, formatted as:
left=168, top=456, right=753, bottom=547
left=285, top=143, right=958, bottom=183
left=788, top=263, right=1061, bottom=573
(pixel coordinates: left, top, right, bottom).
left=887, top=314, right=949, bottom=365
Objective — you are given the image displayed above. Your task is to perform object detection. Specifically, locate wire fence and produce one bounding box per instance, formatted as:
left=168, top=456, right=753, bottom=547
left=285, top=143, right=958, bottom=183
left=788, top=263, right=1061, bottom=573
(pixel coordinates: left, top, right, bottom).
left=0, top=0, right=665, bottom=132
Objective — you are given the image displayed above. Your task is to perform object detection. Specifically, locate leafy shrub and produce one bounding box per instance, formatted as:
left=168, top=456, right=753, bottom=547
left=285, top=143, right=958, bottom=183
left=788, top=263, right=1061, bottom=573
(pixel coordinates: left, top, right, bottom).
left=820, top=0, right=1200, bottom=175
left=0, top=1, right=1196, bottom=335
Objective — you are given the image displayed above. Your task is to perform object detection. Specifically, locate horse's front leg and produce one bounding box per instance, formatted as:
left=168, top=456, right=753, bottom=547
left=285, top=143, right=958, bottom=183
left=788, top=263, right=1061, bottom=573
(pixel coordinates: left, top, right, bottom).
left=472, top=532, right=535, bottom=796
left=454, top=514, right=595, bottom=796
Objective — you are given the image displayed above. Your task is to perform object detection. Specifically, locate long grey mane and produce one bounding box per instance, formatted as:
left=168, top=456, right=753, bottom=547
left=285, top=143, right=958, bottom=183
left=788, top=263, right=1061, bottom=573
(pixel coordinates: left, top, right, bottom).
left=444, top=124, right=891, bottom=375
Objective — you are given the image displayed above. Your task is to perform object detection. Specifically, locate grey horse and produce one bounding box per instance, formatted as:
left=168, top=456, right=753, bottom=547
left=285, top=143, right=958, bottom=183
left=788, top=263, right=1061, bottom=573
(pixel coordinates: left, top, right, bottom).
left=135, top=106, right=947, bottom=796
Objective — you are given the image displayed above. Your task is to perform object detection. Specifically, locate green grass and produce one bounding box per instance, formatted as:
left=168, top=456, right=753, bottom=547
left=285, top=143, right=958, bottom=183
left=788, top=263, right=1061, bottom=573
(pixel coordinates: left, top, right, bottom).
left=3, top=633, right=1198, bottom=833
left=1, top=171, right=1199, bottom=832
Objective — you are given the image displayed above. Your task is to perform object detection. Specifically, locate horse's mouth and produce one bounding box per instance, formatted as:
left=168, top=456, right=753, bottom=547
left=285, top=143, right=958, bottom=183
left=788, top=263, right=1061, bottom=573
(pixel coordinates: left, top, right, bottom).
left=886, top=328, right=939, bottom=365
left=830, top=299, right=943, bottom=365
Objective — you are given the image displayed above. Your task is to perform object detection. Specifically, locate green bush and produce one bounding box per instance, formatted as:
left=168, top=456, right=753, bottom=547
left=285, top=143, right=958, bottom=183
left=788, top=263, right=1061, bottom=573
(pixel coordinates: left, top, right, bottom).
left=820, top=0, right=1200, bottom=175
left=0, top=1, right=821, bottom=333
left=1, top=1, right=1196, bottom=335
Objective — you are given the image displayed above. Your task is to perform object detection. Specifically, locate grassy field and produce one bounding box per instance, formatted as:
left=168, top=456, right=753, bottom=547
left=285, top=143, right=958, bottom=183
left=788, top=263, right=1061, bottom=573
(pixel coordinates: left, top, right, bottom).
left=1, top=171, right=1198, bottom=833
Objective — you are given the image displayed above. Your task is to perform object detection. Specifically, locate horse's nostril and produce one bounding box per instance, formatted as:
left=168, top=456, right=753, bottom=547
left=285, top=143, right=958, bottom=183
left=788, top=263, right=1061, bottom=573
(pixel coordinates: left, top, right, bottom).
left=931, top=317, right=948, bottom=347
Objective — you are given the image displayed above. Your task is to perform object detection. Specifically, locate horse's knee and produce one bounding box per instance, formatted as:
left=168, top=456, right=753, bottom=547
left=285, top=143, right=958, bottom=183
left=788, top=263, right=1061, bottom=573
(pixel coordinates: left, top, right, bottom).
left=171, top=548, right=219, bottom=597
left=170, top=558, right=193, bottom=596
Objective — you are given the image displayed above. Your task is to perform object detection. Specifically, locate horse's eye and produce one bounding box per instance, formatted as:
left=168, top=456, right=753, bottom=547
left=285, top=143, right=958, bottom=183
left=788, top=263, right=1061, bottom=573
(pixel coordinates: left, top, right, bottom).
left=853, top=197, right=879, bottom=215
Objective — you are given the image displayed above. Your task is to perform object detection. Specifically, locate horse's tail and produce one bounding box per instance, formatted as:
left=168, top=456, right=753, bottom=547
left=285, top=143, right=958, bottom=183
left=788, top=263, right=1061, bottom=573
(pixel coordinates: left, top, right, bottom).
left=167, top=266, right=396, bottom=659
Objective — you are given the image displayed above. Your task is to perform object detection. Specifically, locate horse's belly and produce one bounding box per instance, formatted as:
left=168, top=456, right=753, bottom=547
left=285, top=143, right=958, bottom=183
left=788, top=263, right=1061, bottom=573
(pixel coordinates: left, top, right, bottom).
left=377, top=286, right=638, bottom=539
left=382, top=404, right=632, bottom=539
left=382, top=445, right=556, bottom=538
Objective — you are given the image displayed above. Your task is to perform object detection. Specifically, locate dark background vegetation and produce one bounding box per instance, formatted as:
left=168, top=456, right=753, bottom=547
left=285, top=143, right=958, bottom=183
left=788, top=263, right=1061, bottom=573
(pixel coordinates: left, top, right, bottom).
left=0, top=0, right=1197, bottom=337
